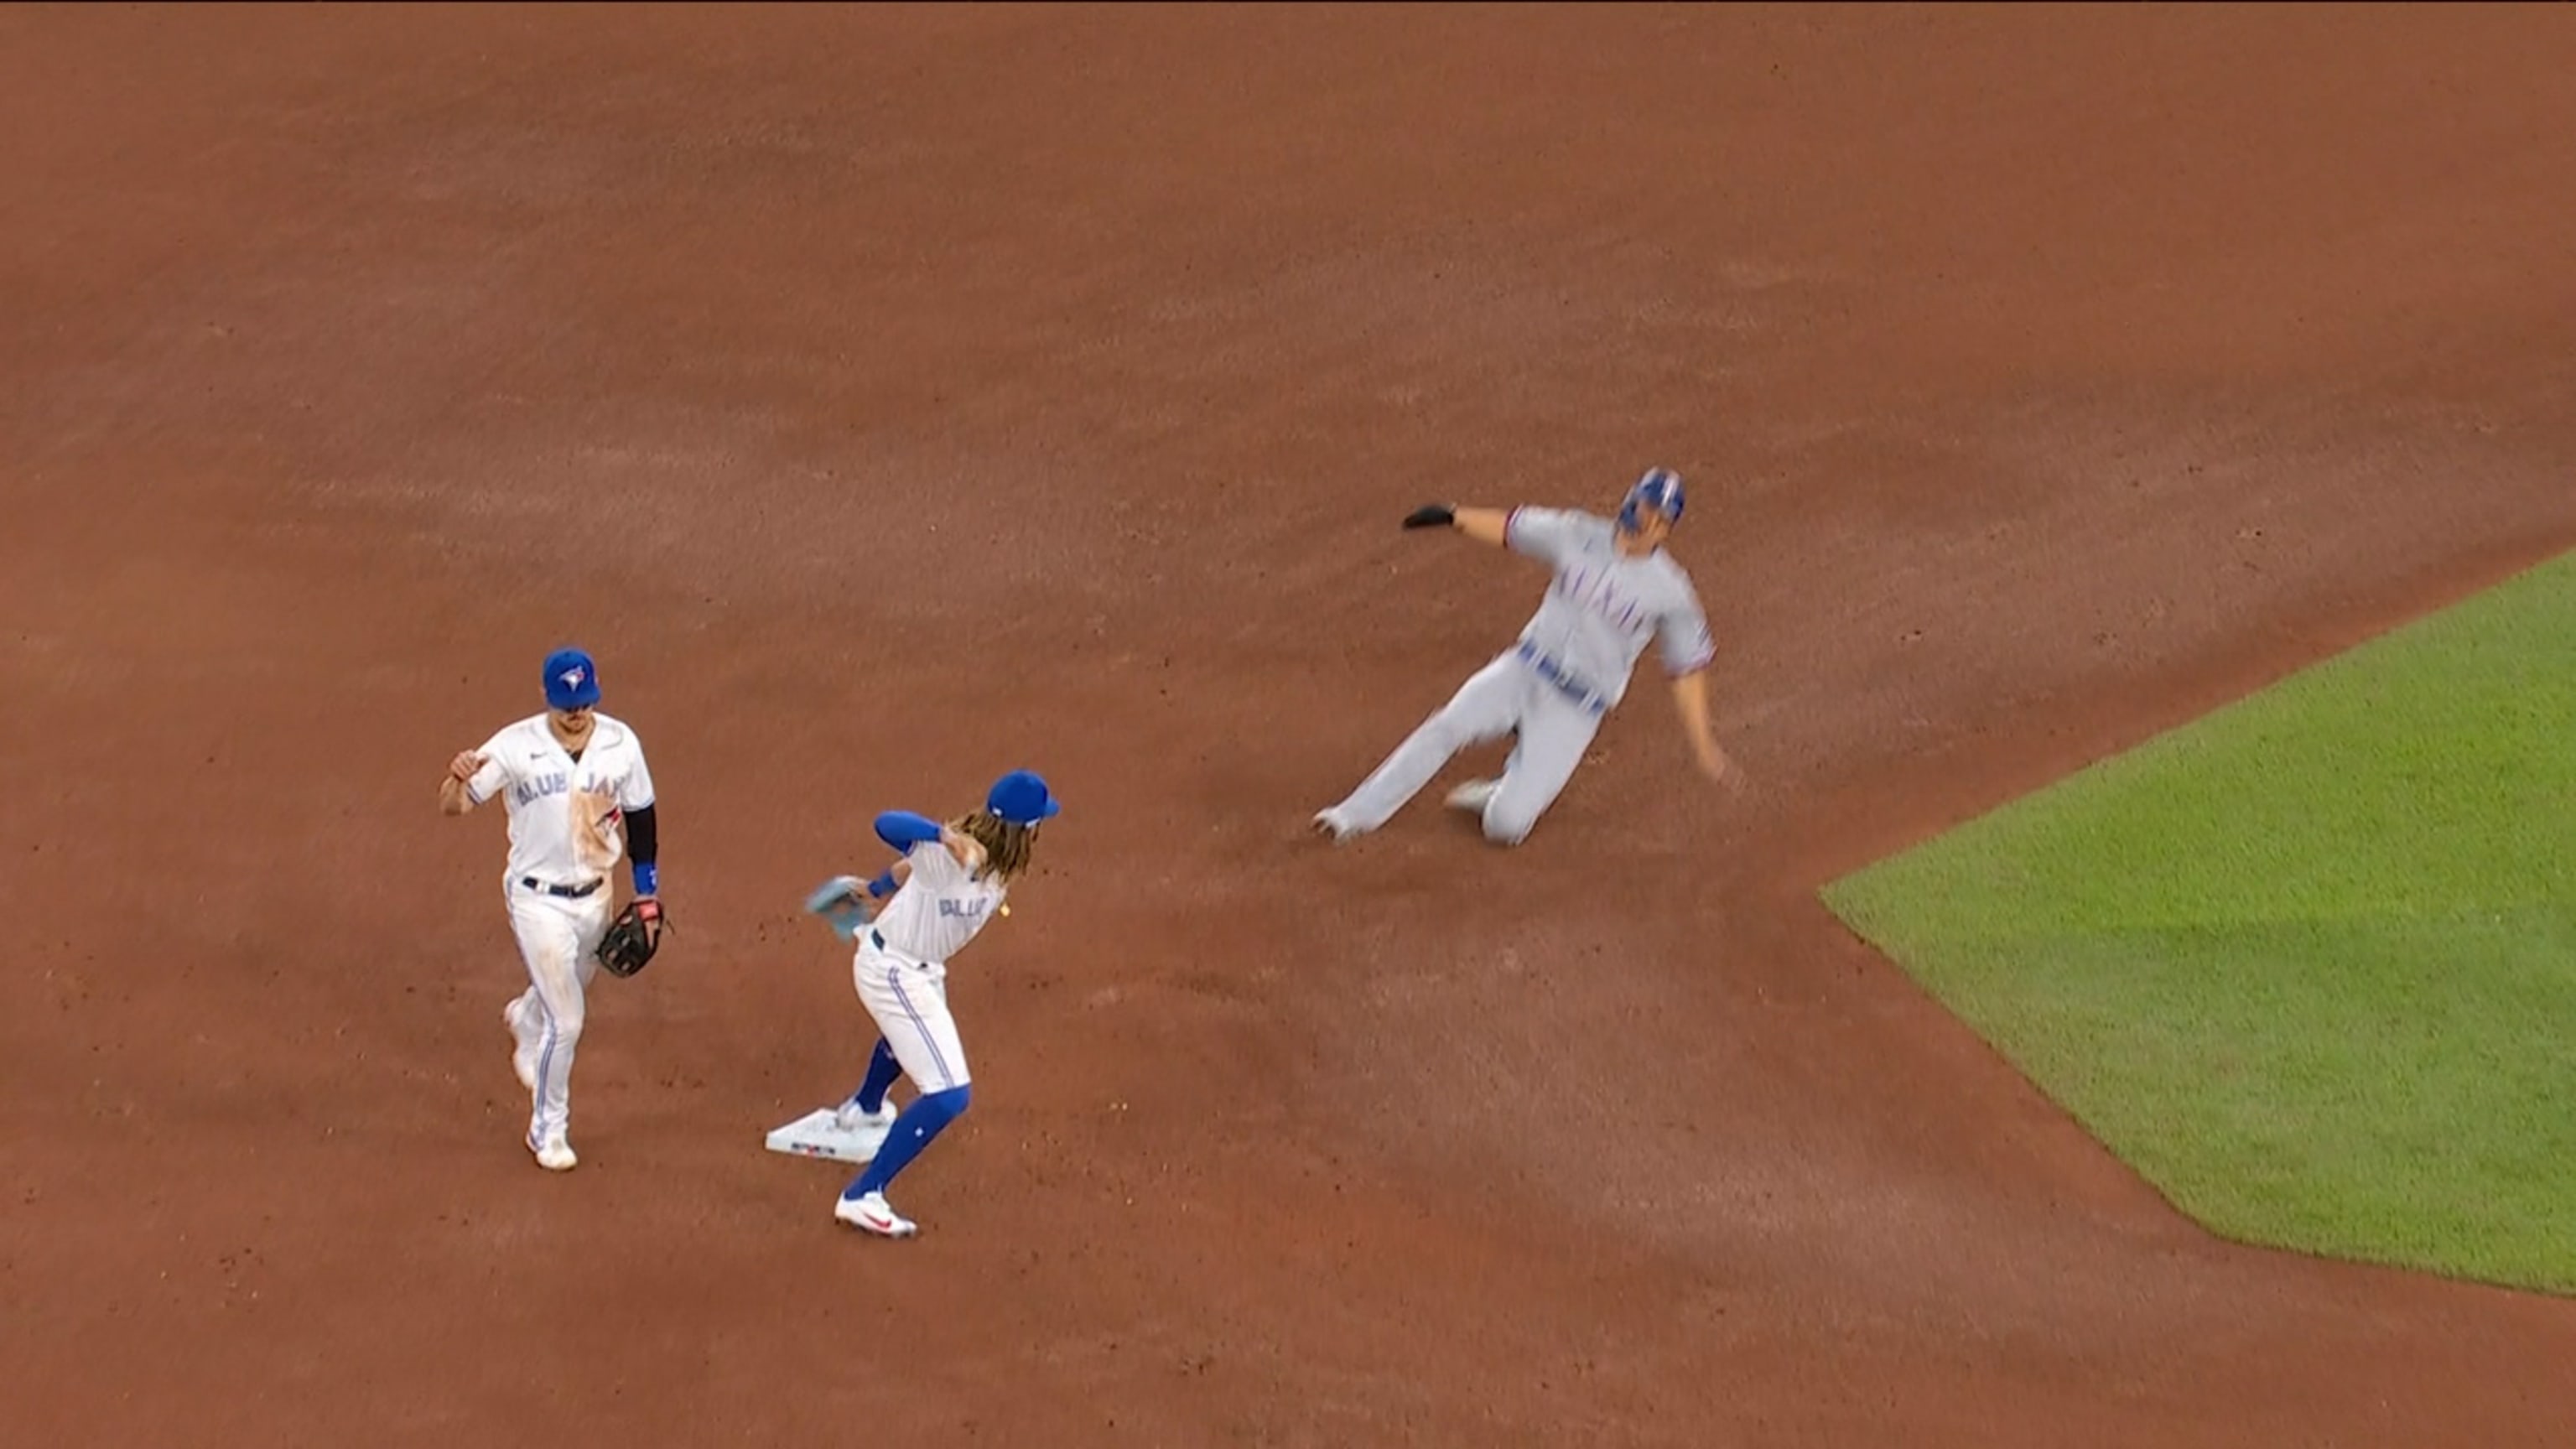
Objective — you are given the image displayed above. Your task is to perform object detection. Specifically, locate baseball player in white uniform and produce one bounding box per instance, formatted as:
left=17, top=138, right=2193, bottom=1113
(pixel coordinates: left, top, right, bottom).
left=818, top=769, right=1060, bottom=1239
left=438, top=647, right=662, bottom=1171
left=1313, top=468, right=1741, bottom=846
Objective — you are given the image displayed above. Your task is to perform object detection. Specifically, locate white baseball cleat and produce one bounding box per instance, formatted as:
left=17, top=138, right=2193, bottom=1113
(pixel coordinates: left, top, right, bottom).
left=1444, top=778, right=1498, bottom=815
left=528, top=1131, right=578, bottom=1172
left=502, top=999, right=540, bottom=1092
left=834, top=1190, right=917, bottom=1238
left=1311, top=808, right=1361, bottom=844
left=833, top=1097, right=901, bottom=1159
left=834, top=1095, right=899, bottom=1132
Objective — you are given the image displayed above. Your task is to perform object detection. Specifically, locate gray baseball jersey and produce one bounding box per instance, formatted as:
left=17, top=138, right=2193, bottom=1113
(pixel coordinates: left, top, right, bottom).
left=1504, top=506, right=1716, bottom=706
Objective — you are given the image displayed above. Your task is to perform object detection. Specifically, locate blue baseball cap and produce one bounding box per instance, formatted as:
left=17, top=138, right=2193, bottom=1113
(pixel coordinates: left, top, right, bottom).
left=543, top=647, right=602, bottom=710
left=987, top=770, right=1062, bottom=825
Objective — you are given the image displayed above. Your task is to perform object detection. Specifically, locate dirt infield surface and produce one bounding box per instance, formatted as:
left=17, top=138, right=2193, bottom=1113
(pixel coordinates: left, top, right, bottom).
left=7, top=4, right=2576, bottom=1446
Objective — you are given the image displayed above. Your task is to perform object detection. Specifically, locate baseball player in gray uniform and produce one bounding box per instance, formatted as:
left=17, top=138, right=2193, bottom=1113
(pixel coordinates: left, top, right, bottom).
left=1313, top=468, right=1741, bottom=846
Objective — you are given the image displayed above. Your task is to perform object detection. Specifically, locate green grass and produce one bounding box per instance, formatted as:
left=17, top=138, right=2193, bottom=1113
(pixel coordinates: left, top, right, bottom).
left=1822, top=551, right=2576, bottom=1296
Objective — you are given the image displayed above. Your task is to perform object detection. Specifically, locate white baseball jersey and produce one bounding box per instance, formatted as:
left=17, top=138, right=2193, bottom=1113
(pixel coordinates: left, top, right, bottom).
left=462, top=713, right=657, bottom=887
left=1504, top=506, right=1716, bottom=708
left=869, top=839, right=1009, bottom=963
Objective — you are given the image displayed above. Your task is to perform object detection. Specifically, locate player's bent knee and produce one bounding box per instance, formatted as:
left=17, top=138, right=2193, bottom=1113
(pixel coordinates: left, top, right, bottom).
left=913, top=1084, right=971, bottom=1131
left=1481, top=807, right=1538, bottom=847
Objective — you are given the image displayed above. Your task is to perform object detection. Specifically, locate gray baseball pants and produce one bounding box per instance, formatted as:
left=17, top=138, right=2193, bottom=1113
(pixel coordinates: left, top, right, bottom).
left=1327, top=647, right=1607, bottom=844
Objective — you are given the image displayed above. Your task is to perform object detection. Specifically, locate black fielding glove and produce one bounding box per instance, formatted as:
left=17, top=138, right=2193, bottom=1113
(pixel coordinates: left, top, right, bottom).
left=1402, top=503, right=1457, bottom=531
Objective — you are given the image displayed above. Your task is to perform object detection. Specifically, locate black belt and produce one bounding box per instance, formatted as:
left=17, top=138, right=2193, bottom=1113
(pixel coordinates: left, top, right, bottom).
left=521, top=876, right=604, bottom=899
left=869, top=929, right=934, bottom=964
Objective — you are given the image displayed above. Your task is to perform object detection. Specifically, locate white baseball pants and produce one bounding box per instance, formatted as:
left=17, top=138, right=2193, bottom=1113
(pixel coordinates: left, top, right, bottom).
left=1329, top=647, right=1607, bottom=844
left=504, top=881, right=613, bottom=1147
left=854, top=937, right=971, bottom=1093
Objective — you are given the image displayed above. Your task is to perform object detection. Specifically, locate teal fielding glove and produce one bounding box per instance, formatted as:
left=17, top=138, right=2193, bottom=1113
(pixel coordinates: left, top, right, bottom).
left=802, top=876, right=875, bottom=943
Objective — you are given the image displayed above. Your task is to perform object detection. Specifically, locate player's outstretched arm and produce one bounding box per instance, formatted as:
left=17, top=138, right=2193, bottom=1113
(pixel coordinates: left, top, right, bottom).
left=1400, top=504, right=1511, bottom=548
left=1670, top=670, right=1744, bottom=792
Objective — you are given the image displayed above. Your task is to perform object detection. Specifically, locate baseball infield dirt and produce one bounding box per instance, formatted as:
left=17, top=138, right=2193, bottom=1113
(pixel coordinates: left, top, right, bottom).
left=5, top=4, right=2574, bottom=1446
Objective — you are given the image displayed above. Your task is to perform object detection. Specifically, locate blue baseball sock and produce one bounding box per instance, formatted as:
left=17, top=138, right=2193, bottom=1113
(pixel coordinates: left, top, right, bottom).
left=844, top=1084, right=971, bottom=1199
left=845, top=1039, right=901, bottom=1115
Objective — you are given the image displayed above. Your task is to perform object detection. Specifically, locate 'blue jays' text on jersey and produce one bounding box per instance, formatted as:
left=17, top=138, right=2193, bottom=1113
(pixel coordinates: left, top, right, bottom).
left=463, top=713, right=656, bottom=887
left=868, top=836, right=1010, bottom=963
left=1504, top=506, right=1716, bottom=708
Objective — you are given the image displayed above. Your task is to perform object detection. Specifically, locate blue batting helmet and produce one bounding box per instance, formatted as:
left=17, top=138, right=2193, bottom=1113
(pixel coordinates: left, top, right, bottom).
left=1617, top=468, right=1685, bottom=532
